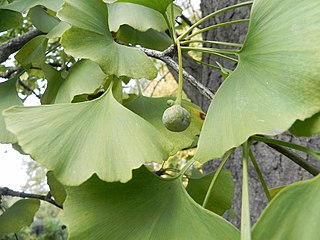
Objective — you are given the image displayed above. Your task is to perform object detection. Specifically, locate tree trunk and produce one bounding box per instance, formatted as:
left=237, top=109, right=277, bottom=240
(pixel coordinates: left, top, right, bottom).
left=181, top=0, right=320, bottom=227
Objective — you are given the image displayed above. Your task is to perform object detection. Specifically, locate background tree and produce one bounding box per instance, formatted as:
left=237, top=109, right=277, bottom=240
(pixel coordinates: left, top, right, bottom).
left=0, top=0, right=320, bottom=239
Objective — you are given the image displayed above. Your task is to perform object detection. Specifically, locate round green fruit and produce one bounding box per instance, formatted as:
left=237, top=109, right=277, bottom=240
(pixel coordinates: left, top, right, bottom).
left=162, top=104, right=192, bottom=132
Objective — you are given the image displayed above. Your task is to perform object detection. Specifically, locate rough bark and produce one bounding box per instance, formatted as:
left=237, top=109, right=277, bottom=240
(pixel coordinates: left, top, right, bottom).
left=181, top=0, right=320, bottom=228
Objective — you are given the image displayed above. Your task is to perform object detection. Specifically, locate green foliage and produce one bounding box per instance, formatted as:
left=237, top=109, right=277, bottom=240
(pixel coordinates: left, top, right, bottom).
left=0, top=0, right=319, bottom=239
left=0, top=199, right=40, bottom=234
left=63, top=166, right=239, bottom=240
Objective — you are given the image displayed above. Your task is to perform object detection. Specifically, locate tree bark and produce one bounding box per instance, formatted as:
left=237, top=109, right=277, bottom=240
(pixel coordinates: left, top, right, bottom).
left=181, top=0, right=320, bottom=227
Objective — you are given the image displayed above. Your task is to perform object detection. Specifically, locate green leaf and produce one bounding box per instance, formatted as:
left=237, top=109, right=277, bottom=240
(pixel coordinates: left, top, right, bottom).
left=55, top=60, right=107, bottom=103
left=0, top=199, right=40, bottom=234
left=116, top=25, right=172, bottom=51
left=63, top=166, right=239, bottom=240
left=4, top=86, right=174, bottom=185
left=28, top=6, right=60, bottom=33
left=0, top=9, right=22, bottom=31
left=46, top=21, right=70, bottom=39
left=41, top=64, right=65, bottom=104
left=0, top=78, right=22, bottom=143
left=289, top=111, right=320, bottom=137
left=124, top=96, right=204, bottom=151
left=268, top=185, right=286, bottom=199
left=108, top=2, right=168, bottom=32
left=47, top=171, right=66, bottom=205
left=195, top=0, right=320, bottom=161
left=113, top=0, right=173, bottom=14
left=186, top=170, right=234, bottom=216
left=0, top=0, right=63, bottom=12
left=252, top=175, right=320, bottom=240
left=58, top=0, right=157, bottom=79
left=15, top=35, right=48, bottom=70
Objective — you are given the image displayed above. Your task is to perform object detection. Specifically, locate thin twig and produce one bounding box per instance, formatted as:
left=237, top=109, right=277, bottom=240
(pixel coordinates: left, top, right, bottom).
left=18, top=79, right=41, bottom=99
left=0, top=187, right=63, bottom=209
left=140, top=45, right=214, bottom=100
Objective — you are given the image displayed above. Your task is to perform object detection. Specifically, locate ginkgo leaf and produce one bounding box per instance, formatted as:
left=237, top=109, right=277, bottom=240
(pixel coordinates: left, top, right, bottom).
left=28, top=6, right=60, bottom=33
left=116, top=25, right=172, bottom=51
left=0, top=78, right=22, bottom=143
left=252, top=175, right=320, bottom=240
left=15, top=35, right=48, bottom=70
left=289, top=111, right=320, bottom=137
left=108, top=2, right=168, bottom=32
left=0, top=199, right=40, bottom=234
left=0, top=9, right=22, bottom=31
left=47, top=171, right=67, bottom=206
left=4, top=86, right=174, bottom=185
left=55, top=60, right=107, bottom=103
left=186, top=170, right=234, bottom=216
left=113, top=0, right=173, bottom=14
left=63, top=166, right=239, bottom=240
left=124, top=95, right=204, bottom=151
left=0, top=0, right=63, bottom=12
left=195, top=0, right=320, bottom=161
left=58, top=0, right=157, bottom=79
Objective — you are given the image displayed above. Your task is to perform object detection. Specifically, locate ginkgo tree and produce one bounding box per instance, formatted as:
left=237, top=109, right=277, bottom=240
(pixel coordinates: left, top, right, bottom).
left=0, top=0, right=320, bottom=239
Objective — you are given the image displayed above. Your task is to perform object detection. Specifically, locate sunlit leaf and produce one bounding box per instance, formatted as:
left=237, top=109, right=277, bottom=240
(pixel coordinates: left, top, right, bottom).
left=289, top=111, right=320, bottom=137
left=124, top=95, right=204, bottom=151
left=0, top=0, right=63, bottom=12
left=0, top=199, right=40, bottom=234
left=108, top=2, right=168, bottom=32
left=47, top=171, right=66, bottom=205
left=112, top=0, right=173, bottom=14
left=58, top=0, right=157, bottom=79
left=252, top=175, right=320, bottom=240
left=55, top=60, right=107, bottom=103
left=28, top=6, right=60, bottom=33
left=63, top=166, right=239, bottom=240
left=116, top=25, right=172, bottom=51
left=0, top=9, right=22, bottom=31
left=4, top=86, right=174, bottom=185
left=186, top=170, right=234, bottom=216
left=196, top=0, right=320, bottom=161
left=15, top=35, right=48, bottom=70
left=0, top=78, right=22, bottom=143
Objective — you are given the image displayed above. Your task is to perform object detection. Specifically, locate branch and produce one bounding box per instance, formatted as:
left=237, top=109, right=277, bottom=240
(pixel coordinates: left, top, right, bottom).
left=0, top=187, right=63, bottom=209
left=140, top=45, right=214, bottom=100
left=0, top=29, right=44, bottom=64
left=266, top=143, right=320, bottom=176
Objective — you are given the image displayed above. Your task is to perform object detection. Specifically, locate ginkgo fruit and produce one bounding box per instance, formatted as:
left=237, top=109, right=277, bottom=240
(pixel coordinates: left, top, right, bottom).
left=162, top=104, right=192, bottom=132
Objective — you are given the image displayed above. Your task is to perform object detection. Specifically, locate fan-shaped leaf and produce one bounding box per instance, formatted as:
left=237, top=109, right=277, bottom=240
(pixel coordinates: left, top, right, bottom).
left=4, top=87, right=174, bottom=185
left=54, top=60, right=107, bottom=103
left=0, top=78, right=22, bottom=143
left=252, top=175, right=320, bottom=240
left=289, top=111, right=320, bottom=137
left=15, top=35, right=48, bottom=70
left=113, top=0, right=173, bottom=14
left=28, top=6, right=60, bottom=33
left=0, top=199, right=40, bottom=234
left=0, top=0, right=63, bottom=12
left=63, top=166, right=239, bottom=240
left=108, top=2, right=168, bottom=32
left=0, top=9, right=22, bottom=31
left=195, top=0, right=320, bottom=161
left=58, top=0, right=157, bottom=79
left=186, top=170, right=234, bottom=216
